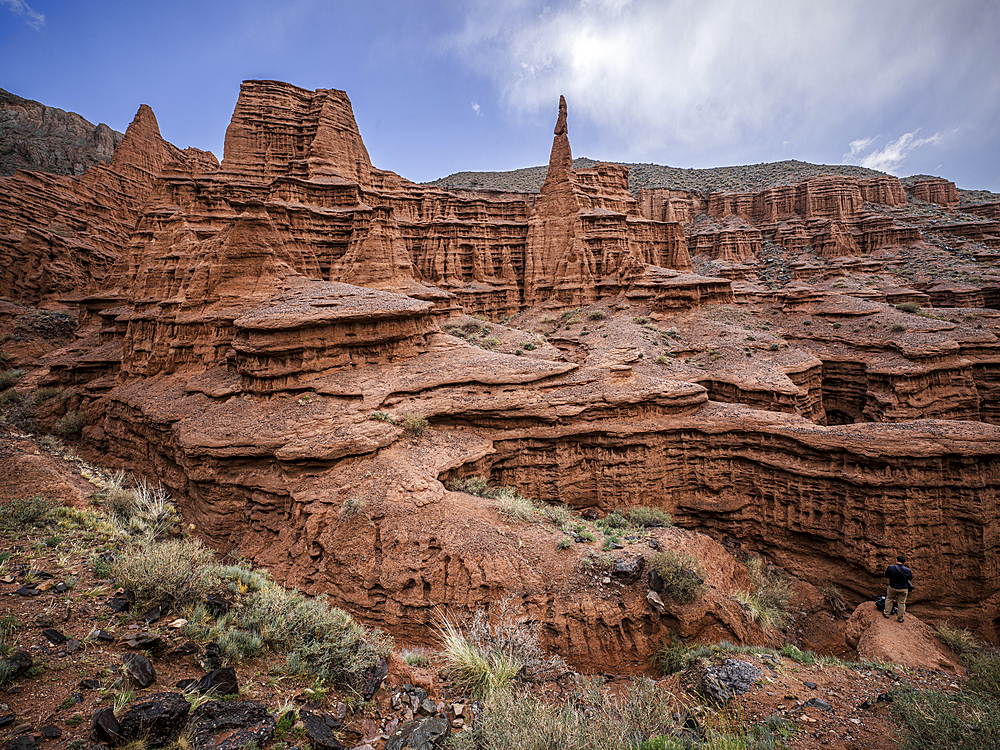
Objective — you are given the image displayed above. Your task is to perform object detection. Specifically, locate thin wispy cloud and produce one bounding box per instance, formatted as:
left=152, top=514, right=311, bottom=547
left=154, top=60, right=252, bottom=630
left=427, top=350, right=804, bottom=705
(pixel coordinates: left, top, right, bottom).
left=1, top=0, right=45, bottom=29
left=844, top=131, right=945, bottom=175
left=471, top=102, right=482, bottom=117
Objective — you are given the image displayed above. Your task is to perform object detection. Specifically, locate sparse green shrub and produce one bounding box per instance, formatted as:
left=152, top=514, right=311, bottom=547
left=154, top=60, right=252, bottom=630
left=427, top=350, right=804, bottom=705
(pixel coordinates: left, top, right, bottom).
left=892, top=323, right=906, bottom=332
left=31, top=387, right=63, bottom=404
left=0, top=496, right=56, bottom=530
left=537, top=503, right=573, bottom=528
left=447, top=476, right=492, bottom=497
left=736, top=556, right=793, bottom=633
left=493, top=488, right=536, bottom=522
left=587, top=310, right=607, bottom=321
left=402, top=649, right=431, bottom=668
left=0, top=615, right=17, bottom=657
left=935, top=623, right=981, bottom=659
left=466, top=675, right=679, bottom=750
left=633, top=316, right=651, bottom=325
left=55, top=409, right=86, bottom=435
left=653, top=634, right=694, bottom=674
left=649, top=550, right=705, bottom=604
left=654, top=353, right=672, bottom=364
left=339, top=496, right=367, bottom=519
left=368, top=411, right=394, bottom=423
left=89, top=471, right=178, bottom=540
left=601, top=512, right=628, bottom=529
left=769, top=343, right=780, bottom=351
left=556, top=538, right=572, bottom=550
left=803, top=319, right=812, bottom=326
left=0, top=387, right=21, bottom=405
left=482, top=336, right=500, bottom=349
left=625, top=507, right=673, bottom=528
left=110, top=538, right=217, bottom=607
left=236, top=581, right=392, bottom=684
left=896, top=301, right=922, bottom=314
left=401, top=412, right=429, bottom=436
left=522, top=342, right=537, bottom=351
left=579, top=550, right=614, bottom=574
left=779, top=644, right=817, bottom=664
left=0, top=369, right=25, bottom=390
left=832, top=322, right=842, bottom=329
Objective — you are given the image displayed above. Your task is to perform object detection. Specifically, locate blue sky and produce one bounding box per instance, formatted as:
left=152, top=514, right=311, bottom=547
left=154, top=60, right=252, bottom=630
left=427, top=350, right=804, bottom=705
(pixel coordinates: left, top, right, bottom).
left=2, top=0, right=998, bottom=190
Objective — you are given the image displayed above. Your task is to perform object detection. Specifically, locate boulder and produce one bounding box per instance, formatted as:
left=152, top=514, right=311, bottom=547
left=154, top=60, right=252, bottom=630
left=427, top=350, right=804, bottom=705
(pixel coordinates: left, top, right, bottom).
left=118, top=692, right=190, bottom=746
left=188, top=700, right=275, bottom=750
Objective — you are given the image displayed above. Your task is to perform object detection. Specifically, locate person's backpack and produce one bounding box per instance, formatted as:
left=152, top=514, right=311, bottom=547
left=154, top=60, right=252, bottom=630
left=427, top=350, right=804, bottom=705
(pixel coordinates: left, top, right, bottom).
left=874, top=596, right=898, bottom=615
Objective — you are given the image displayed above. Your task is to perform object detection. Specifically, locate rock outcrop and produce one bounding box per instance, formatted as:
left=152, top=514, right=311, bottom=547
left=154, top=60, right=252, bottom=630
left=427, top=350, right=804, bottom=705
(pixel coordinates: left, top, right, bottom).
left=6, top=78, right=1000, bottom=667
left=523, top=96, right=691, bottom=308
left=0, top=88, right=122, bottom=176
left=0, top=103, right=218, bottom=306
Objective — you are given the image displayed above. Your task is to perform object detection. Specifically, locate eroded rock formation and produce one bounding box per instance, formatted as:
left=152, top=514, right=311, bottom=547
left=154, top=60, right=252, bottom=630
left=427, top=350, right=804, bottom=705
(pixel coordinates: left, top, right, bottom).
left=0, top=104, right=217, bottom=306
left=5, top=79, right=1000, bottom=667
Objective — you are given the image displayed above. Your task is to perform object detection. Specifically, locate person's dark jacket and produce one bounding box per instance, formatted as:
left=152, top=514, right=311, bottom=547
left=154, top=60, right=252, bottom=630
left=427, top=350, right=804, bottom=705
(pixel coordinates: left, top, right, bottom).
left=886, top=564, right=913, bottom=590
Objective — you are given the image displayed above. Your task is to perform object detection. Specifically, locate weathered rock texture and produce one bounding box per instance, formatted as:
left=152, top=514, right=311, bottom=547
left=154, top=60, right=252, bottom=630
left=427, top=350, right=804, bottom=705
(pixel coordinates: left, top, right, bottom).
left=523, top=96, right=691, bottom=307
left=0, top=88, right=122, bottom=176
left=6, top=79, right=1000, bottom=666
left=0, top=103, right=218, bottom=306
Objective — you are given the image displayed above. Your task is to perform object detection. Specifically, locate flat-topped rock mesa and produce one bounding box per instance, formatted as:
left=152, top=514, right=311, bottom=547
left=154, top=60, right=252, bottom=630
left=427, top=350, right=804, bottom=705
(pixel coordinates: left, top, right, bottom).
left=0, top=103, right=218, bottom=306
left=640, top=174, right=920, bottom=263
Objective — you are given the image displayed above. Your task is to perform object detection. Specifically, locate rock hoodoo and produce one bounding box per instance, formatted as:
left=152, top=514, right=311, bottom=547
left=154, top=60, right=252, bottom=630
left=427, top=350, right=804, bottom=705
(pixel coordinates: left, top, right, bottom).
left=4, top=80, right=1000, bottom=670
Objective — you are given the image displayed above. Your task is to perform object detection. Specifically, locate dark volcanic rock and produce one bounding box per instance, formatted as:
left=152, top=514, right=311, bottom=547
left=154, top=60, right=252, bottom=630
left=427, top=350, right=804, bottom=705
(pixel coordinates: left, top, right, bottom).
left=91, top=707, right=120, bottom=744
left=195, top=667, right=239, bottom=697
left=122, top=652, right=157, bottom=688
left=299, top=711, right=348, bottom=750
left=118, top=692, right=191, bottom=746
left=188, top=700, right=275, bottom=750
left=385, top=715, right=450, bottom=750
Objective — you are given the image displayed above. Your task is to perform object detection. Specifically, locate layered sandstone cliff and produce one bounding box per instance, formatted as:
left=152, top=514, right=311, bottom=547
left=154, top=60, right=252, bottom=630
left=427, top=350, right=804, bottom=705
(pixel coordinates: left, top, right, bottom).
left=6, top=79, right=1000, bottom=667
left=0, top=104, right=217, bottom=306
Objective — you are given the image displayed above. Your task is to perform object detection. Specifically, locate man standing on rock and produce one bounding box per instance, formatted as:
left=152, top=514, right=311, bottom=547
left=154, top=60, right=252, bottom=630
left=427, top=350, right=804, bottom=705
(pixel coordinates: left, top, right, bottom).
left=884, top=555, right=913, bottom=623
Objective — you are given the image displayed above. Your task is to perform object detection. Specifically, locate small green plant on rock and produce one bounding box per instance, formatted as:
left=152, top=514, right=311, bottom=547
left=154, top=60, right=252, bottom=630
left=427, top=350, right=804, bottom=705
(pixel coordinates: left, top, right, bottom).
left=401, top=412, right=429, bottom=436
left=649, top=550, right=705, bottom=604
left=55, top=409, right=86, bottom=435
left=0, top=369, right=25, bottom=390
left=368, top=411, right=395, bottom=423
left=624, top=506, right=673, bottom=528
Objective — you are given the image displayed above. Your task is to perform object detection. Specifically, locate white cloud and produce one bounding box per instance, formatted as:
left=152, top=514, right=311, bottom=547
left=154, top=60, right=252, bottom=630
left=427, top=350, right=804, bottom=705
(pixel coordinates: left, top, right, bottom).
left=1, top=0, right=45, bottom=29
left=844, top=131, right=943, bottom=174
left=847, top=136, right=877, bottom=159
left=471, top=102, right=482, bottom=117
left=447, top=0, right=996, bottom=165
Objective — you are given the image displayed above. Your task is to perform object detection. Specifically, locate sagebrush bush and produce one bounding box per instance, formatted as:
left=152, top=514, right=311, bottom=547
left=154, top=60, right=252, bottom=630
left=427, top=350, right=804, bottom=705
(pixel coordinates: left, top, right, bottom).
left=625, top=506, right=673, bottom=528
left=438, top=599, right=567, bottom=699
left=0, top=369, right=25, bottom=390
left=896, top=301, right=922, bottom=314
left=55, top=409, right=86, bottom=435
left=111, top=538, right=216, bottom=607
left=234, top=579, right=392, bottom=683
left=649, top=550, right=705, bottom=604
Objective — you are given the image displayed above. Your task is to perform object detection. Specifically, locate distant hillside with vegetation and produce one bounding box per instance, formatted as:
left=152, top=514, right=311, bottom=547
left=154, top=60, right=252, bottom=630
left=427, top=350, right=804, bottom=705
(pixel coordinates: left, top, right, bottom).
left=426, top=157, right=892, bottom=195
